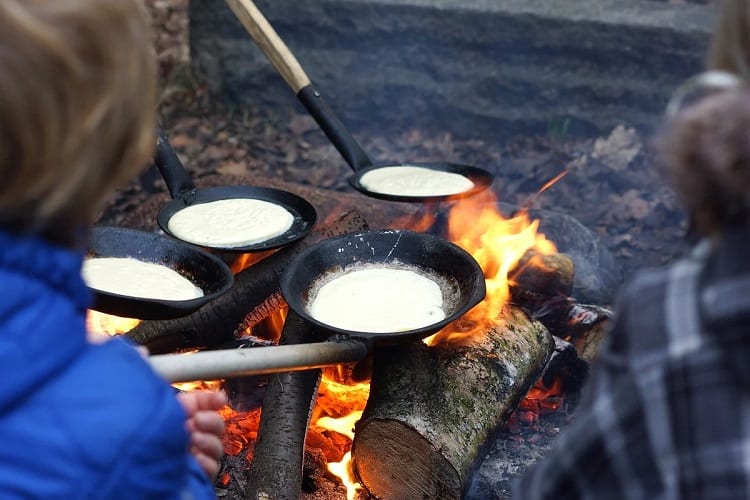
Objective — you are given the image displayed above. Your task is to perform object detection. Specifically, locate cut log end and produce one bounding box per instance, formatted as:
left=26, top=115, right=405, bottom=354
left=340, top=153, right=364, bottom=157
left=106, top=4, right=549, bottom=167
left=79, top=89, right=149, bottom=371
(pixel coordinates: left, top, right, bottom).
left=352, top=306, right=553, bottom=499
left=353, top=419, right=461, bottom=500
left=512, top=251, right=575, bottom=298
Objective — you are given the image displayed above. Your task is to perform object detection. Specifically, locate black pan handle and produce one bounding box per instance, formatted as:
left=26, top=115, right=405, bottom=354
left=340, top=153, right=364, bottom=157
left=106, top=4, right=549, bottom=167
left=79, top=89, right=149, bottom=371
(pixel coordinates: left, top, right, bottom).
left=223, top=0, right=373, bottom=171
left=154, top=125, right=196, bottom=199
left=297, top=85, right=373, bottom=171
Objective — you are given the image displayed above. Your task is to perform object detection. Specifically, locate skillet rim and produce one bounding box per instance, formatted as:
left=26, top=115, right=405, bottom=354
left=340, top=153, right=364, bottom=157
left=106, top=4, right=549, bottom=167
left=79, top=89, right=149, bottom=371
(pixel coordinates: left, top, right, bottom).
left=279, top=228, right=486, bottom=345
left=348, top=162, right=494, bottom=203
left=156, top=185, right=318, bottom=253
left=85, top=226, right=234, bottom=320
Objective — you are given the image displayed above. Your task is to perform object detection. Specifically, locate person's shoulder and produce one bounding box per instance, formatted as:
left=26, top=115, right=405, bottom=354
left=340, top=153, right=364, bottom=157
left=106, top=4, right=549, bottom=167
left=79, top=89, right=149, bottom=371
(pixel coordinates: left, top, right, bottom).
left=24, top=338, right=196, bottom=498
left=602, top=263, right=678, bottom=360
left=74, top=337, right=184, bottom=414
left=54, top=338, right=187, bottom=450
left=618, top=265, right=672, bottom=310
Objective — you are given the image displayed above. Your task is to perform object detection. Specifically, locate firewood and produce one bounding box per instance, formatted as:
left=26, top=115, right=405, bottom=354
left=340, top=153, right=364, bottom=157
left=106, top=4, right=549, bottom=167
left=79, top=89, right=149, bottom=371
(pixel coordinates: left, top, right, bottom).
left=512, top=250, right=575, bottom=298
left=566, top=303, right=612, bottom=362
left=245, top=310, right=323, bottom=500
left=509, top=251, right=614, bottom=360
left=125, top=210, right=369, bottom=354
left=351, top=305, right=553, bottom=500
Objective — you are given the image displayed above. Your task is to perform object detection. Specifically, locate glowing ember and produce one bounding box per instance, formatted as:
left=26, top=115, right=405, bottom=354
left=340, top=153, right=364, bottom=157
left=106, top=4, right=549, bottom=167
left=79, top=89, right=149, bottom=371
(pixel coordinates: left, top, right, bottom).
left=221, top=407, right=261, bottom=459
left=522, top=377, right=566, bottom=415
left=424, top=189, right=557, bottom=346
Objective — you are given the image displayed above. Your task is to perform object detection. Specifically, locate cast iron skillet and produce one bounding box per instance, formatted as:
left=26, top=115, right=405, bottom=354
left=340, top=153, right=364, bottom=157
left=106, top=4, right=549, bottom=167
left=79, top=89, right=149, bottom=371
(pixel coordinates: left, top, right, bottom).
left=86, top=226, right=234, bottom=320
left=280, top=229, right=487, bottom=344
left=154, top=126, right=317, bottom=252
left=223, top=0, right=494, bottom=203
left=147, top=229, right=486, bottom=382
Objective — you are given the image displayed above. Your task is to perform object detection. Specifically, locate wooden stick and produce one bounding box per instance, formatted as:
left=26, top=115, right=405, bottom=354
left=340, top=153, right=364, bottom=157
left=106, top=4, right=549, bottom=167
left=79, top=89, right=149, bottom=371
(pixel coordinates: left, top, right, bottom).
left=223, top=0, right=310, bottom=92
left=148, top=339, right=368, bottom=383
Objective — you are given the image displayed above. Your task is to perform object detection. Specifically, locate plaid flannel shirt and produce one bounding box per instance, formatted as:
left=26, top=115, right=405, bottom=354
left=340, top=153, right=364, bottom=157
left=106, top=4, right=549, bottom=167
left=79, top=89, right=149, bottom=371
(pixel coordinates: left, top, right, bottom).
left=513, top=228, right=750, bottom=500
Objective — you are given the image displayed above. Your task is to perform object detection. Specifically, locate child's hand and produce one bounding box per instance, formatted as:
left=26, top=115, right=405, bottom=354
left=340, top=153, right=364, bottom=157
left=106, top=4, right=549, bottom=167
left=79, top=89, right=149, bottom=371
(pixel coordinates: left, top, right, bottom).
left=177, top=390, right=228, bottom=481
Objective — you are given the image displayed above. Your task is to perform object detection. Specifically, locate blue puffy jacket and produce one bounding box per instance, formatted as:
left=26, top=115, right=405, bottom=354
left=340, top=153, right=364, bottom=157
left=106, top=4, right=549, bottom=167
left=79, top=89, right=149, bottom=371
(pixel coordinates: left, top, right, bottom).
left=0, top=230, right=216, bottom=499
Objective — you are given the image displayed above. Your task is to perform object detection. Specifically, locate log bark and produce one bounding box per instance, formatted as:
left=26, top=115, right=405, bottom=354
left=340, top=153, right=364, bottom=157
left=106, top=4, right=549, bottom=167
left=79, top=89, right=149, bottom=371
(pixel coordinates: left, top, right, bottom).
left=512, top=250, right=575, bottom=298
left=245, top=310, right=323, bottom=500
left=125, top=210, right=369, bottom=354
left=566, top=303, right=612, bottom=363
left=351, top=305, right=553, bottom=500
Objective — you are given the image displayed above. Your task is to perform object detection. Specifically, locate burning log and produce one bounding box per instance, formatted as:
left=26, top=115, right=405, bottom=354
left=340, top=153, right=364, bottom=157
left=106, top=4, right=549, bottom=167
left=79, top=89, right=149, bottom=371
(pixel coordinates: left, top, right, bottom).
left=510, top=250, right=613, bottom=363
left=565, top=303, right=612, bottom=362
left=245, top=310, right=323, bottom=500
left=513, top=250, right=575, bottom=298
left=126, top=210, right=369, bottom=354
left=351, top=305, right=553, bottom=500
left=535, top=335, right=589, bottom=401
left=510, top=251, right=575, bottom=327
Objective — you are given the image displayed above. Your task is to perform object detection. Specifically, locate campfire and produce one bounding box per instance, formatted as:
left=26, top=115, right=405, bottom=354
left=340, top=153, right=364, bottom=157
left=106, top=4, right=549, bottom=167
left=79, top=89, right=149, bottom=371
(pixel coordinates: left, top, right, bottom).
left=88, top=185, right=608, bottom=499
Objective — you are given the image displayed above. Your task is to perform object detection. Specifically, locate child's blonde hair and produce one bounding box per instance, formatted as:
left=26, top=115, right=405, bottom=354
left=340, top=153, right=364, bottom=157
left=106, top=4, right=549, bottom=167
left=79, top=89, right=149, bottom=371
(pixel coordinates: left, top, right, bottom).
left=0, top=0, right=157, bottom=246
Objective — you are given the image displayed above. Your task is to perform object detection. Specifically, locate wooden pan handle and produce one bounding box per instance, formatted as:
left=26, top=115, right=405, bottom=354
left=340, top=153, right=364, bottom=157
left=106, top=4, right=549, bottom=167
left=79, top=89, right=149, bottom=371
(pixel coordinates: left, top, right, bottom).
left=224, top=0, right=311, bottom=93
left=148, top=339, right=369, bottom=383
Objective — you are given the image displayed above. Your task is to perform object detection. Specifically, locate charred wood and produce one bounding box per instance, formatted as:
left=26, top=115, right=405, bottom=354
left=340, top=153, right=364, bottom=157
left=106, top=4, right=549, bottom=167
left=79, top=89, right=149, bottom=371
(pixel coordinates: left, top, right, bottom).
left=301, top=447, right=328, bottom=494
left=510, top=252, right=576, bottom=334
left=566, top=303, right=612, bottom=363
left=510, top=251, right=613, bottom=363
left=512, top=250, right=575, bottom=299
left=125, top=210, right=369, bottom=354
left=351, top=306, right=553, bottom=500
left=539, top=336, right=588, bottom=397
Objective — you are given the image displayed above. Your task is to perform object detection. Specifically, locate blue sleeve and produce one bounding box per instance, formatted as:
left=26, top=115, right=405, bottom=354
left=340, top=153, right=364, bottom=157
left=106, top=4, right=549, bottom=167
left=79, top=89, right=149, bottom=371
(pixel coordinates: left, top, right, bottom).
left=183, top=456, right=219, bottom=500
left=67, top=340, right=219, bottom=499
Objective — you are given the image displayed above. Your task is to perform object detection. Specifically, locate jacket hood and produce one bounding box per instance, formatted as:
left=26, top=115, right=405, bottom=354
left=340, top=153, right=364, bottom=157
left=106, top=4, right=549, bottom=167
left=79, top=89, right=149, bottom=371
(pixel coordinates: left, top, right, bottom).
left=0, top=230, right=91, bottom=413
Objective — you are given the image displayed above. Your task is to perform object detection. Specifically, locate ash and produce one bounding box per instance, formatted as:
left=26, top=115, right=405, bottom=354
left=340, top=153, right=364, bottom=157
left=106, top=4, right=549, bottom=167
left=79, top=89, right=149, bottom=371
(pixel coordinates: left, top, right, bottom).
left=466, top=401, right=578, bottom=500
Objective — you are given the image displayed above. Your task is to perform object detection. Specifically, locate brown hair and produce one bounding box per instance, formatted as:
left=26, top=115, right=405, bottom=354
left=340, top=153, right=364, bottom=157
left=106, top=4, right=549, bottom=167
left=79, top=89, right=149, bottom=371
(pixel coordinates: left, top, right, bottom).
left=707, top=0, right=750, bottom=78
left=657, top=87, right=750, bottom=236
left=0, top=0, right=157, bottom=246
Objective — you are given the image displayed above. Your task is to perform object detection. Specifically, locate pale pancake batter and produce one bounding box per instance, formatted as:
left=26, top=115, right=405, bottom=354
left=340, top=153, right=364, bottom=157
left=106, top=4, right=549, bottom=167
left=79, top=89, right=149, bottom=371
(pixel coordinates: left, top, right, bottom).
left=82, top=257, right=203, bottom=300
left=167, top=198, right=294, bottom=248
left=308, top=267, right=446, bottom=333
left=359, top=165, right=474, bottom=197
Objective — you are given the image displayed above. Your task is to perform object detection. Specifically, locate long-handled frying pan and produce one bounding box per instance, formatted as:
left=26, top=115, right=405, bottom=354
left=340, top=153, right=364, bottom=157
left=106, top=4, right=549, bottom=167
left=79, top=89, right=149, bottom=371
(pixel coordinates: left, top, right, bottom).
left=148, top=229, right=486, bottom=382
left=222, top=0, right=495, bottom=203
left=154, top=126, right=317, bottom=253
left=86, top=226, right=234, bottom=320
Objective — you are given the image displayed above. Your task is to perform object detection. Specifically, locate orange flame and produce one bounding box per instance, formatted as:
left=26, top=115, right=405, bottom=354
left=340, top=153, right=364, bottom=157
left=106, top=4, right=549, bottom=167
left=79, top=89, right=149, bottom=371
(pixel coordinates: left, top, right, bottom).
left=328, top=452, right=362, bottom=500
left=86, top=310, right=141, bottom=336
left=229, top=249, right=278, bottom=274
left=311, top=367, right=370, bottom=499
left=425, top=189, right=557, bottom=346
